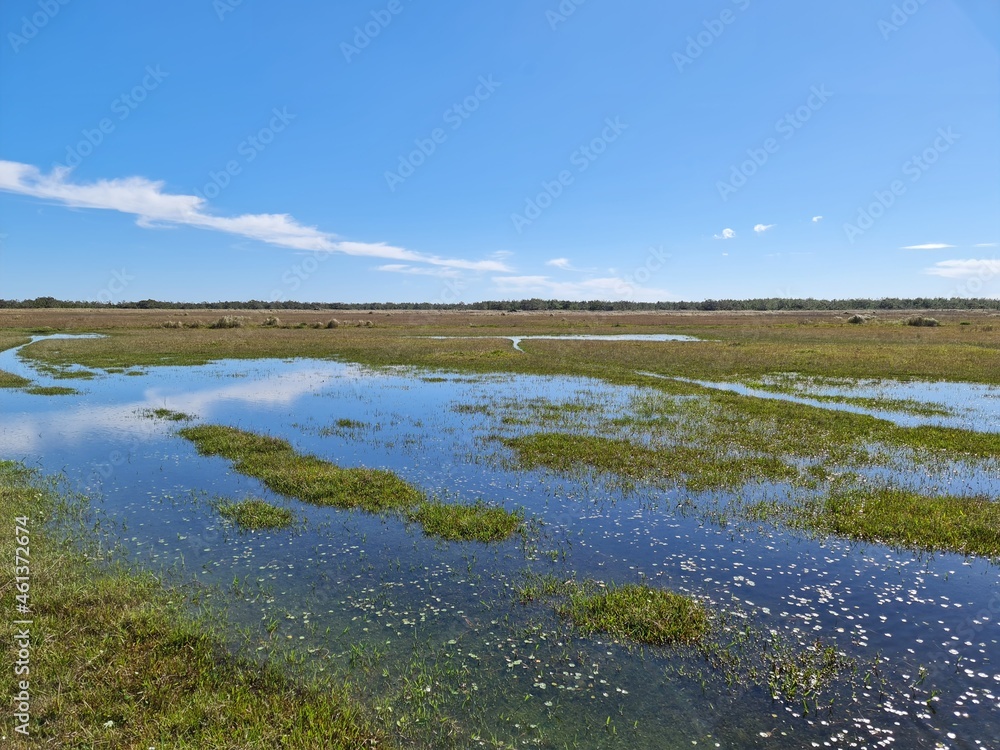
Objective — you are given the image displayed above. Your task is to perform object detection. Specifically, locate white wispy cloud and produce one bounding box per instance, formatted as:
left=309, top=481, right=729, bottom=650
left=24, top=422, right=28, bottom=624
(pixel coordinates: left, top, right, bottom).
left=0, top=160, right=510, bottom=272
left=973, top=242, right=999, bottom=248
left=811, top=215, right=823, bottom=223
left=376, top=264, right=462, bottom=278
left=491, top=274, right=671, bottom=302
left=901, top=243, right=956, bottom=250
left=924, top=259, right=1000, bottom=279
left=545, top=257, right=573, bottom=270
left=713, top=228, right=736, bottom=240
left=753, top=223, right=775, bottom=234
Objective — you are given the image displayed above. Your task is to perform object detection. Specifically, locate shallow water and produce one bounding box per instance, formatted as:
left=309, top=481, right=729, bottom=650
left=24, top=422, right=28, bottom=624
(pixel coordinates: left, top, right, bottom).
left=2, top=340, right=999, bottom=749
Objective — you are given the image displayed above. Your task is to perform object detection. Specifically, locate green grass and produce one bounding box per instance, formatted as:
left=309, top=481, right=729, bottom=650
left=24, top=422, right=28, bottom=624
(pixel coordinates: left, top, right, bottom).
left=755, top=486, right=1000, bottom=557
left=143, top=407, right=194, bottom=421
left=218, top=497, right=295, bottom=530
left=0, top=460, right=382, bottom=749
left=560, top=583, right=710, bottom=647
left=179, top=424, right=422, bottom=513
left=333, top=418, right=366, bottom=429
left=503, top=432, right=799, bottom=491
left=180, top=424, right=520, bottom=541
left=0, top=370, right=32, bottom=388
left=24, top=385, right=79, bottom=396
left=409, top=499, right=522, bottom=542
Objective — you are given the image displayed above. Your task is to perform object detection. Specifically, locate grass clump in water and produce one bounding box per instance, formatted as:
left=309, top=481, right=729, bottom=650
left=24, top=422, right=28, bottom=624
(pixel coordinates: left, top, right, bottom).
left=0, top=370, right=31, bottom=388
left=179, top=424, right=421, bottom=513
left=218, top=497, right=294, bottom=530
left=782, top=486, right=1000, bottom=557
left=180, top=424, right=520, bottom=541
left=409, top=500, right=522, bottom=542
left=24, top=385, right=78, bottom=396
left=0, top=461, right=381, bottom=748
left=143, top=407, right=193, bottom=421
left=560, top=582, right=710, bottom=647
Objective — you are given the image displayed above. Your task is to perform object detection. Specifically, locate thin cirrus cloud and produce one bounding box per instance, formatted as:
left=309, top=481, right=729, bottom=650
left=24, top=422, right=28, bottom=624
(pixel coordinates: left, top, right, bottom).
left=811, top=216, right=823, bottom=223
left=713, top=228, right=736, bottom=240
left=901, top=243, right=956, bottom=250
left=973, top=242, right=998, bottom=248
left=753, top=223, right=775, bottom=234
left=0, top=160, right=510, bottom=273
left=923, top=259, right=1000, bottom=279
left=491, top=274, right=671, bottom=303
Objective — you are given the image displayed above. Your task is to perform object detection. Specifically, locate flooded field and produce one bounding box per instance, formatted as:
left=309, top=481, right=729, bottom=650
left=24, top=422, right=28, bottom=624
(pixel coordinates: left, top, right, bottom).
left=2, top=331, right=998, bottom=749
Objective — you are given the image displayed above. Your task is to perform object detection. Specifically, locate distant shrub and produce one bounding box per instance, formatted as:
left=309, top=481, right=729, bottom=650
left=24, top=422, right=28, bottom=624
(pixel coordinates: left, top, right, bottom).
left=846, top=315, right=865, bottom=325
left=209, top=315, right=247, bottom=329
left=261, top=316, right=281, bottom=327
left=161, top=320, right=183, bottom=329
left=905, top=315, right=940, bottom=327
left=326, top=319, right=340, bottom=329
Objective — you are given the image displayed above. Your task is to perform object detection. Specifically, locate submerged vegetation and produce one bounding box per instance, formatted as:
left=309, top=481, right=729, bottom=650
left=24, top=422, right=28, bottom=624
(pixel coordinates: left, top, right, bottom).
left=143, top=407, right=194, bottom=421
left=0, top=461, right=382, bottom=748
left=180, top=424, right=521, bottom=542
left=24, top=385, right=79, bottom=396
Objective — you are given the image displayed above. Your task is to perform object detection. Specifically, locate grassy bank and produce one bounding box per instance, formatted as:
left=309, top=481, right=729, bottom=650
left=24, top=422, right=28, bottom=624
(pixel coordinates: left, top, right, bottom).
left=180, top=424, right=522, bottom=542
left=750, top=486, right=1000, bottom=557
left=0, top=461, right=382, bottom=748
left=9, top=308, right=1000, bottom=385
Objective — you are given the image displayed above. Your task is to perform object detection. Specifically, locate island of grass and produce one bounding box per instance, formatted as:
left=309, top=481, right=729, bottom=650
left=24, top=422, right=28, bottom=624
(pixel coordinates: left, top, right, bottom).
left=218, top=497, right=295, bottom=530
left=25, top=385, right=79, bottom=396
left=179, top=424, right=522, bottom=542
left=751, top=486, right=1000, bottom=558
left=0, top=461, right=381, bottom=748
left=561, top=582, right=710, bottom=647
left=0, top=370, right=31, bottom=388
left=409, top=499, right=523, bottom=543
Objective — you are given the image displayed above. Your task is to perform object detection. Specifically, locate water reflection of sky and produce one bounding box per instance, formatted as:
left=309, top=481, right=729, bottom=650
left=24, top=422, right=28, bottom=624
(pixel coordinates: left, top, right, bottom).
left=1, top=346, right=998, bottom=750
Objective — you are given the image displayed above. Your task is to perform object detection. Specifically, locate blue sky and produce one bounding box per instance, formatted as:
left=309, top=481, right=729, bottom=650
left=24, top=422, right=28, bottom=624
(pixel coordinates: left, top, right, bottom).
left=1, top=0, right=997, bottom=303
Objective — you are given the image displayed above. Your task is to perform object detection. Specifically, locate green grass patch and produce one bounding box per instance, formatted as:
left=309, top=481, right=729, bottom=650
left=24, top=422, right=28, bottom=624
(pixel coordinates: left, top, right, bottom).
left=143, top=407, right=194, bottom=421
left=0, top=461, right=382, bottom=748
left=560, top=582, right=710, bottom=647
left=756, top=486, right=1000, bottom=557
left=180, top=425, right=520, bottom=542
left=24, top=385, right=79, bottom=396
left=503, top=432, right=798, bottom=491
left=179, top=425, right=422, bottom=514
left=0, top=370, right=32, bottom=388
left=409, top=500, right=522, bottom=542
left=218, top=497, right=295, bottom=530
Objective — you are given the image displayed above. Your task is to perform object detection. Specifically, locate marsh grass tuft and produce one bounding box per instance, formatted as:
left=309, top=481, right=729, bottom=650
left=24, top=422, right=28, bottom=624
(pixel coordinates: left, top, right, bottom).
left=144, top=407, right=193, bottom=421
left=561, top=582, right=710, bottom=647
left=760, top=486, right=1000, bottom=557
left=218, top=497, right=295, bottom=530
left=24, top=385, right=78, bottom=396
left=409, top=499, right=522, bottom=542
left=0, top=370, right=31, bottom=388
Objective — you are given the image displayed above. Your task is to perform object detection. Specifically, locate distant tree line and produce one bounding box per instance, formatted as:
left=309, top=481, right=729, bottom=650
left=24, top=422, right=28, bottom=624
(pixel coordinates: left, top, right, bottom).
left=2, top=296, right=998, bottom=312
